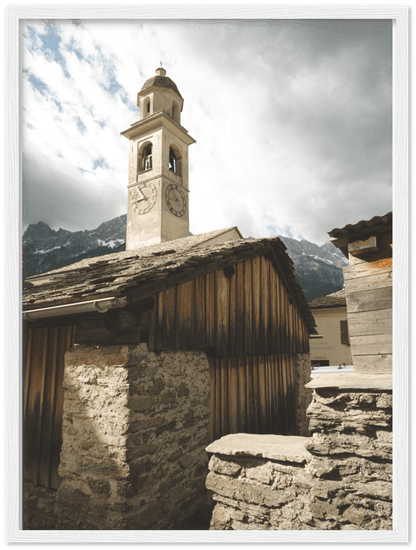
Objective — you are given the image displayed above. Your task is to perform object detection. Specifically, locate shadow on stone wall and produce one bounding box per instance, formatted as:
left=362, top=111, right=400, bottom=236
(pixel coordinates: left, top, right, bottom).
left=25, top=344, right=213, bottom=530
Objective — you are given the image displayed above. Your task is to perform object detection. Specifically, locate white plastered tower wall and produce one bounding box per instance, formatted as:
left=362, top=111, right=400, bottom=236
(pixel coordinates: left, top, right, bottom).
left=122, top=68, right=196, bottom=250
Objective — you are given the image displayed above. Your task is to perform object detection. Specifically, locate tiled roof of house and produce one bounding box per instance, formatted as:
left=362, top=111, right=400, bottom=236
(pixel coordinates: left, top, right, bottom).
left=308, top=289, right=346, bottom=309
left=24, top=230, right=316, bottom=333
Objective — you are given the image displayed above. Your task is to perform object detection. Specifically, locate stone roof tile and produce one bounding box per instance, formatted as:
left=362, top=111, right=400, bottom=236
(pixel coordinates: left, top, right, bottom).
left=24, top=229, right=316, bottom=333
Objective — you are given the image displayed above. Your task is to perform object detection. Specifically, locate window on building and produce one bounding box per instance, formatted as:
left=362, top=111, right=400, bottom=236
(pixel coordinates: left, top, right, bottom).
left=143, top=144, right=152, bottom=171
left=340, top=320, right=350, bottom=345
left=145, top=98, right=150, bottom=114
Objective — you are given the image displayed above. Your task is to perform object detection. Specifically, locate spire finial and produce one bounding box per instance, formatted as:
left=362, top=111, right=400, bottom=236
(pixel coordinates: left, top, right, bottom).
left=156, top=65, right=166, bottom=77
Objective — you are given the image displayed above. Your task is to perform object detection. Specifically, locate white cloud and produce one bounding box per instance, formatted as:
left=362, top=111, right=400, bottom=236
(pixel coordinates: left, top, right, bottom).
left=21, top=19, right=392, bottom=245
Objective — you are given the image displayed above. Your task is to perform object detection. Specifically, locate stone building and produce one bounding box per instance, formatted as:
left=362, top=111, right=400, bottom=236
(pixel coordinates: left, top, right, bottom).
left=23, top=68, right=317, bottom=530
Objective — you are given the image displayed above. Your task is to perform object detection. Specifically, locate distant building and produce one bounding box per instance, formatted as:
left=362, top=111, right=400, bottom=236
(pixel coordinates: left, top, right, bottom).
left=309, top=288, right=353, bottom=367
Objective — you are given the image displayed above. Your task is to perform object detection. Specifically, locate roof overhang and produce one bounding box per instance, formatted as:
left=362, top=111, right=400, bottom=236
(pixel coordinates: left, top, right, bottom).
left=328, top=212, right=392, bottom=258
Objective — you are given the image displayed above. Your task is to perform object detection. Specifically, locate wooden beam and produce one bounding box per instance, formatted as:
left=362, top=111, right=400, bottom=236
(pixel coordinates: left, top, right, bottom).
left=348, top=235, right=378, bottom=256
left=347, top=308, right=392, bottom=337
left=350, top=333, right=392, bottom=356
left=346, top=286, right=392, bottom=314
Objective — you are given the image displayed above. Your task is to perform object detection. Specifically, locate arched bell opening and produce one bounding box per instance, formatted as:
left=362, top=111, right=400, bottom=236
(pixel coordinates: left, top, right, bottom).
left=169, top=146, right=182, bottom=177
left=138, top=142, right=153, bottom=173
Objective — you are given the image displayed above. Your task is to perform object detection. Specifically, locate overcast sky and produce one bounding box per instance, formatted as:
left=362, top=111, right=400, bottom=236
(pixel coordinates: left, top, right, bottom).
left=21, top=19, right=392, bottom=245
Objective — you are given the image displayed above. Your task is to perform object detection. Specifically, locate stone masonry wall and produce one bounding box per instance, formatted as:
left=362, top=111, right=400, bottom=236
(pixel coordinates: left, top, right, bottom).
left=206, top=374, right=392, bottom=530
left=294, top=353, right=312, bottom=436
left=54, top=343, right=212, bottom=530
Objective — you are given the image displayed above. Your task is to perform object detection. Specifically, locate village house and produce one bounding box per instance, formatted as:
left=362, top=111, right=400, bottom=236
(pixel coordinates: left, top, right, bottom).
left=308, top=288, right=353, bottom=369
left=23, top=68, right=317, bottom=530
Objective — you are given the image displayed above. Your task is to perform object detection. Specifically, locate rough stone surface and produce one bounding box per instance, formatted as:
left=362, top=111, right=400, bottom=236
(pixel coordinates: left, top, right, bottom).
left=206, top=383, right=392, bottom=531
left=53, top=343, right=213, bottom=530
left=294, top=353, right=313, bottom=436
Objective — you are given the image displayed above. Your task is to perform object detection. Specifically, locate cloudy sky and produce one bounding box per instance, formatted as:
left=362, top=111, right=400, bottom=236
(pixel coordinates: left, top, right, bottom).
left=21, top=18, right=392, bottom=245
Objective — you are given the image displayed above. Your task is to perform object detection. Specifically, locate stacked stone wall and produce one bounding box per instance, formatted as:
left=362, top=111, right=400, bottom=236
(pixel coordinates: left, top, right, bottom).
left=54, top=343, right=212, bottom=530
left=206, top=375, right=392, bottom=530
left=294, top=353, right=312, bottom=436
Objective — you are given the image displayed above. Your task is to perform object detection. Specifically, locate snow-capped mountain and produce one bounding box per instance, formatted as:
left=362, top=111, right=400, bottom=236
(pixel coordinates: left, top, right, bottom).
left=278, top=236, right=347, bottom=300
left=23, top=216, right=346, bottom=301
left=278, top=236, right=348, bottom=269
left=23, top=215, right=127, bottom=277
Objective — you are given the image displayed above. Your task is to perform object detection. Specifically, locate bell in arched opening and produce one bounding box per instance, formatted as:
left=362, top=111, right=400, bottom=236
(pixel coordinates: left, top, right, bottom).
left=143, top=144, right=152, bottom=171
left=169, top=147, right=177, bottom=174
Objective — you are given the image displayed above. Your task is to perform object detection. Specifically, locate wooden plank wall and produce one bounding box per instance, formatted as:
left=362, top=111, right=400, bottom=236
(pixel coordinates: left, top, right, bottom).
left=344, top=243, right=392, bottom=373
left=209, top=354, right=296, bottom=440
left=149, top=254, right=310, bottom=358
left=24, top=325, right=75, bottom=489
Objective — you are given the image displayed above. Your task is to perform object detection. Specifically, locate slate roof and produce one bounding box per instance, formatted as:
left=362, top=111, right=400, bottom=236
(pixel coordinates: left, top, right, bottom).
left=139, top=75, right=183, bottom=99
left=329, top=212, right=392, bottom=240
left=308, top=289, right=346, bottom=310
left=24, top=230, right=316, bottom=333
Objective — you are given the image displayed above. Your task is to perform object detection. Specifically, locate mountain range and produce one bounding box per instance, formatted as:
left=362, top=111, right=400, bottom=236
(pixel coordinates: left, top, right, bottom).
left=23, top=215, right=346, bottom=301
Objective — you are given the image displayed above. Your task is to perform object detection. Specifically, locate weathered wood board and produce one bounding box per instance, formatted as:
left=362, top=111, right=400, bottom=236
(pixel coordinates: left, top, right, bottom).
left=346, top=286, right=392, bottom=313
left=344, top=261, right=392, bottom=279
left=350, top=333, right=392, bottom=355
left=150, top=254, right=310, bottom=358
left=348, top=308, right=392, bottom=337
left=352, top=353, right=392, bottom=374
left=24, top=325, right=75, bottom=489
left=348, top=235, right=378, bottom=256
left=209, top=353, right=296, bottom=440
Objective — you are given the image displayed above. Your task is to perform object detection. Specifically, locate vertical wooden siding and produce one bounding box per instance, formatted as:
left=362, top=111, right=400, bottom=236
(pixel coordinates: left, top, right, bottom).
left=24, top=325, right=75, bottom=489
left=149, top=254, right=310, bottom=358
left=209, top=354, right=296, bottom=440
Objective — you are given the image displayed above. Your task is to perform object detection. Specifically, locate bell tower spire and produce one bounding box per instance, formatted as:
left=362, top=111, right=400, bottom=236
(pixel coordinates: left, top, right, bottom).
left=121, top=68, right=196, bottom=250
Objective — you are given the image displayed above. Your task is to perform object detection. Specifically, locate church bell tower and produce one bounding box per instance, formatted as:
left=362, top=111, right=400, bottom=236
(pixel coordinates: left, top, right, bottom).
left=121, top=67, right=196, bottom=250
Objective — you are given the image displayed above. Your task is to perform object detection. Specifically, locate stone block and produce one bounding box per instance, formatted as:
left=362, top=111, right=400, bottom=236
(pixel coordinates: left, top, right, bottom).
left=308, top=497, right=340, bottom=520
left=208, top=456, right=242, bottom=477
left=206, top=472, right=295, bottom=508
left=342, top=505, right=368, bottom=526
left=147, top=377, right=165, bottom=395
left=155, top=420, right=176, bottom=435
left=210, top=504, right=233, bottom=530
left=129, top=395, right=154, bottom=412
left=86, top=477, right=111, bottom=497
left=245, top=461, right=274, bottom=485
left=178, top=382, right=190, bottom=397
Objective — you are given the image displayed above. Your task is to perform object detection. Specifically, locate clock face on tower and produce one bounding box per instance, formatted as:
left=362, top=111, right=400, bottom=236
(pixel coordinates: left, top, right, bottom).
left=131, top=182, right=157, bottom=215
left=165, top=183, right=187, bottom=217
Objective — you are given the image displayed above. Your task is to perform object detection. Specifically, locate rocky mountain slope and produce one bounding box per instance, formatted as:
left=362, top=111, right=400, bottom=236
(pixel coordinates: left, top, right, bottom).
left=279, top=236, right=347, bottom=300
left=23, top=215, right=127, bottom=278
left=23, top=216, right=346, bottom=300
